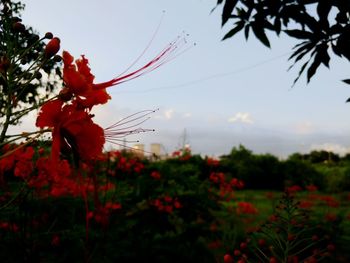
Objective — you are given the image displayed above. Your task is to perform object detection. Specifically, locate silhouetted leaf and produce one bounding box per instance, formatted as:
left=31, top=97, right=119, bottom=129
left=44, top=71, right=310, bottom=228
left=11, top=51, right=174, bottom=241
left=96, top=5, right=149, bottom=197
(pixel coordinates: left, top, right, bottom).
left=307, top=53, right=322, bottom=82
left=317, top=0, right=332, bottom=27
left=274, top=17, right=281, bottom=35
left=346, top=97, right=350, bottom=103
left=222, top=0, right=238, bottom=26
left=342, top=79, right=350, bottom=85
left=318, top=43, right=330, bottom=68
left=292, top=61, right=309, bottom=86
left=222, top=21, right=245, bottom=40
left=289, top=42, right=315, bottom=64
left=244, top=24, right=250, bottom=40
left=284, top=29, right=314, bottom=39
left=252, top=23, right=270, bottom=47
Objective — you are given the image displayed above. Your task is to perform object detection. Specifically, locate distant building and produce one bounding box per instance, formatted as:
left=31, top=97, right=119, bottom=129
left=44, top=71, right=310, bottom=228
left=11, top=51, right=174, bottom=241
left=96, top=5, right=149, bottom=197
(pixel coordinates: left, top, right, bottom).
left=150, top=143, right=161, bottom=157
left=132, top=144, right=144, bottom=157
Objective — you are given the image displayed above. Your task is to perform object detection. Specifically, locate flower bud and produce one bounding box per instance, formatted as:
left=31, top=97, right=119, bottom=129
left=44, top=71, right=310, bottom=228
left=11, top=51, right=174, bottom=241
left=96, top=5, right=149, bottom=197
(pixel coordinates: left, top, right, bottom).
left=53, top=55, right=62, bottom=62
left=45, top=37, right=60, bottom=58
left=0, top=56, right=10, bottom=73
left=12, top=22, right=25, bottom=32
left=35, top=72, right=42, bottom=80
left=44, top=32, right=53, bottom=39
left=223, top=254, right=234, bottom=263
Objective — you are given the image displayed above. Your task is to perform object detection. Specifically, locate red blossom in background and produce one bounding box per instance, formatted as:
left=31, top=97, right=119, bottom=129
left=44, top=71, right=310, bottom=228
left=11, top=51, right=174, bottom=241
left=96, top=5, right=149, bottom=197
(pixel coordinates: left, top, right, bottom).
left=299, top=200, right=314, bottom=209
left=14, top=146, right=35, bottom=179
left=236, top=201, right=259, bottom=215
left=306, top=184, right=318, bottom=192
left=206, top=157, right=220, bottom=167
left=150, top=171, right=161, bottom=180
left=151, top=195, right=182, bottom=213
left=286, top=185, right=302, bottom=194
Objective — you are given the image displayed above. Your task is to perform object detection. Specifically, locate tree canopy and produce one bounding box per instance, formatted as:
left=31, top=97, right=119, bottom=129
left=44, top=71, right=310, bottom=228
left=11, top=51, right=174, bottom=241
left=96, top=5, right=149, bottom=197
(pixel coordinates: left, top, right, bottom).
left=215, top=0, right=350, bottom=94
left=0, top=0, right=62, bottom=142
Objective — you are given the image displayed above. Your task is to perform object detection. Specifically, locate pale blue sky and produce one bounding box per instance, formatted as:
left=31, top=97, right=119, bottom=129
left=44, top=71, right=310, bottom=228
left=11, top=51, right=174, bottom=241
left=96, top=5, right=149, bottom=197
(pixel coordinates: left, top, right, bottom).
left=18, top=0, right=350, bottom=157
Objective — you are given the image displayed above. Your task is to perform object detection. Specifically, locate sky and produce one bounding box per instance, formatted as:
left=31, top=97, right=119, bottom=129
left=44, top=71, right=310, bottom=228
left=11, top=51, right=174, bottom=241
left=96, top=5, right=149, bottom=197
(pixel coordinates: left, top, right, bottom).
left=14, top=0, right=350, bottom=158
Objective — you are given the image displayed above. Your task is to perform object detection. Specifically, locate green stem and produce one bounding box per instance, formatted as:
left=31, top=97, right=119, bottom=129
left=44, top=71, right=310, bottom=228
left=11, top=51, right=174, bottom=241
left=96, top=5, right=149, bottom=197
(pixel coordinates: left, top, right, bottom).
left=9, top=95, right=58, bottom=125
left=0, top=93, right=13, bottom=144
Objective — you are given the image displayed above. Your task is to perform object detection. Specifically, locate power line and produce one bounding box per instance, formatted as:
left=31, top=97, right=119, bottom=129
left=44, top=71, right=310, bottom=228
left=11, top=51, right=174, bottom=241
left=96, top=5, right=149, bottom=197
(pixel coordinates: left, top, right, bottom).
left=113, top=51, right=292, bottom=94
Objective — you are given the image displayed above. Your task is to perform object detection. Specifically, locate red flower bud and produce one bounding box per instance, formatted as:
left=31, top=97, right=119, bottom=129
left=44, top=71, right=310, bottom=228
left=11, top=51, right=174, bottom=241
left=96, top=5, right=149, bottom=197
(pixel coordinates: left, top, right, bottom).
left=12, top=22, right=25, bottom=32
left=327, top=244, right=335, bottom=252
left=0, top=56, right=10, bottom=73
left=258, top=239, right=266, bottom=247
left=45, top=37, right=60, bottom=58
left=223, top=254, right=234, bottom=263
left=240, top=242, right=247, bottom=249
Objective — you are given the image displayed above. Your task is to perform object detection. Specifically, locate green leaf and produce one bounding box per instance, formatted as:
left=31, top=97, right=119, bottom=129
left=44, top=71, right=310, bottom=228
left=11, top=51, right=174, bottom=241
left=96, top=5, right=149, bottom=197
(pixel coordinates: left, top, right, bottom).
left=222, top=0, right=238, bottom=26
left=342, top=79, right=350, bottom=85
left=222, top=21, right=245, bottom=40
left=252, top=23, right=270, bottom=47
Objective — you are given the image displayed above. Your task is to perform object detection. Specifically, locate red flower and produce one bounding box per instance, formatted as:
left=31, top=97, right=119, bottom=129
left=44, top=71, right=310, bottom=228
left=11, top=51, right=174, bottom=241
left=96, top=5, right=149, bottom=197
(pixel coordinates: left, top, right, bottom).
left=51, top=235, right=60, bottom=246
left=45, top=37, right=60, bottom=58
left=299, top=200, right=314, bottom=209
left=306, top=184, right=318, bottom=192
left=61, top=36, right=185, bottom=109
left=286, top=185, right=302, bottom=194
left=62, top=51, right=111, bottom=108
left=223, top=254, right=234, bottom=263
left=14, top=146, right=35, bottom=179
left=150, top=171, right=161, bottom=180
left=236, top=201, right=259, bottom=215
left=36, top=100, right=105, bottom=162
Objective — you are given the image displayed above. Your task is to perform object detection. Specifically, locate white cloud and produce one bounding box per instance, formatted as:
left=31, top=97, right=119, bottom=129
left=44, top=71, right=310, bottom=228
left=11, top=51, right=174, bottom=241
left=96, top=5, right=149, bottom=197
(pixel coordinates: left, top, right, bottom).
left=310, top=143, right=350, bottom=156
left=153, top=109, right=175, bottom=120
left=165, top=109, right=174, bottom=119
left=228, top=112, right=253, bottom=124
left=183, top=112, right=192, bottom=118
left=295, top=121, right=313, bottom=134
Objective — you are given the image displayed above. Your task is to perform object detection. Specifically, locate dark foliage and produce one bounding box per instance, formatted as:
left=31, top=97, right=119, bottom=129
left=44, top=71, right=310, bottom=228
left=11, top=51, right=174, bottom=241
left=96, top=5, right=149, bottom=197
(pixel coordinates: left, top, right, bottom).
left=216, top=0, right=350, bottom=94
left=0, top=0, right=62, bottom=142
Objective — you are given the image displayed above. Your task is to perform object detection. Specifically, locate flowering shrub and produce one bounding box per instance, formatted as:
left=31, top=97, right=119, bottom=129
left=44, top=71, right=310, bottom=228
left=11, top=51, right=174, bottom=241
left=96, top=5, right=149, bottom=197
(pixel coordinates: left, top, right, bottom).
left=1, top=1, right=350, bottom=262
left=225, top=192, right=338, bottom=263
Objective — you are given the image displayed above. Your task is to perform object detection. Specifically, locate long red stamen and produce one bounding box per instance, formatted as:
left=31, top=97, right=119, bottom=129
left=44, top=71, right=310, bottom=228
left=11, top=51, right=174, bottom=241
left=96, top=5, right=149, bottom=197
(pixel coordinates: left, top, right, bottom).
left=94, top=35, right=190, bottom=90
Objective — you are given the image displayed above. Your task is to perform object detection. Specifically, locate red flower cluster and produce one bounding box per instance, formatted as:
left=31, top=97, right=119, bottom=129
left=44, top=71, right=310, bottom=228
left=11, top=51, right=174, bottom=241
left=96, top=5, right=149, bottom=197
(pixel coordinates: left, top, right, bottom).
left=236, top=201, right=259, bottom=215
left=206, top=157, right=220, bottom=167
left=116, top=156, right=144, bottom=174
left=151, top=195, right=182, bottom=213
left=286, top=185, right=302, bottom=194
left=87, top=201, right=122, bottom=227
left=0, top=145, right=35, bottom=181
left=209, top=172, right=244, bottom=200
